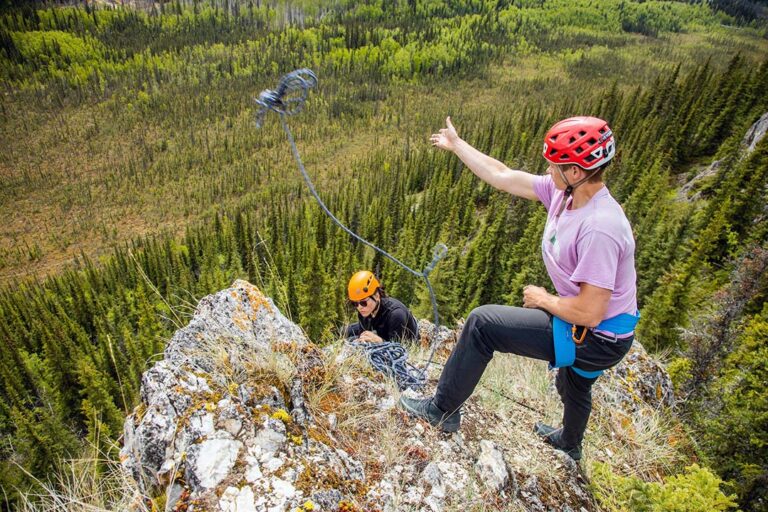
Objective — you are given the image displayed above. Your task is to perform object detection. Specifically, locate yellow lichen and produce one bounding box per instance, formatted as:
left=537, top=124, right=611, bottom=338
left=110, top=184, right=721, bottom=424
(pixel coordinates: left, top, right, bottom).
left=272, top=408, right=292, bottom=423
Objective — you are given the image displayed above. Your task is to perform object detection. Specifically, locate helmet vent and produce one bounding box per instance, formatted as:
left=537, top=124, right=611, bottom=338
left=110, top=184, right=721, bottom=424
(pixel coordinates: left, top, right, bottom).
left=559, top=153, right=570, bottom=161
left=569, top=136, right=576, bottom=144
left=584, top=154, right=596, bottom=163
left=587, top=137, right=597, bottom=145
left=549, top=148, right=557, bottom=156
left=599, top=128, right=606, bottom=134
left=579, top=130, right=586, bottom=137
left=575, top=147, right=583, bottom=154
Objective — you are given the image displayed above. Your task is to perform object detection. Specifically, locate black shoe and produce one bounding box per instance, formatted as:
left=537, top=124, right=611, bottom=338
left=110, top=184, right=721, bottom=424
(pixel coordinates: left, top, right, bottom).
left=534, top=422, right=582, bottom=461
left=398, top=396, right=461, bottom=433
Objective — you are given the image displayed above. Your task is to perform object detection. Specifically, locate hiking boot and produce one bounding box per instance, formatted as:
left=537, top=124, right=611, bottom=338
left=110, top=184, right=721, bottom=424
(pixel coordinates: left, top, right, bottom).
left=534, top=422, right=582, bottom=461
left=398, top=396, right=461, bottom=433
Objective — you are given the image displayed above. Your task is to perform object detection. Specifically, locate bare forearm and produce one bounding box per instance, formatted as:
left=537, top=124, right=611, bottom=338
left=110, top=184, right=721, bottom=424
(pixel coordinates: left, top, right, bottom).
left=453, top=138, right=506, bottom=180
left=523, top=284, right=609, bottom=327
left=452, top=139, right=537, bottom=199
left=538, top=294, right=603, bottom=327
left=431, top=117, right=537, bottom=199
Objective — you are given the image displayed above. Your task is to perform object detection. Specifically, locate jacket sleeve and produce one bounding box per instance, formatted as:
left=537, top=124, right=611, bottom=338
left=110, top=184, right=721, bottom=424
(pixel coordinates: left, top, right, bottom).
left=344, top=322, right=363, bottom=339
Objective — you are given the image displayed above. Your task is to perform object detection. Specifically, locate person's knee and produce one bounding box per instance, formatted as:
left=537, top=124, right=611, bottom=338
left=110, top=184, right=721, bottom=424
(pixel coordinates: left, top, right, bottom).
left=463, top=306, right=495, bottom=355
left=468, top=305, right=498, bottom=330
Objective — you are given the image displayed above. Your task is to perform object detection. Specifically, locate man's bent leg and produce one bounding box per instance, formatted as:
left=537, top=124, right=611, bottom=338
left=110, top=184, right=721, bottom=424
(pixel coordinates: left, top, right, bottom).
left=434, top=305, right=554, bottom=414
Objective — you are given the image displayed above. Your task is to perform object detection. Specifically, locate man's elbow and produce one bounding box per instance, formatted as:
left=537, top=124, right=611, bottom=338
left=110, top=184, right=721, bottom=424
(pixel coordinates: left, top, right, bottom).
left=583, top=310, right=608, bottom=328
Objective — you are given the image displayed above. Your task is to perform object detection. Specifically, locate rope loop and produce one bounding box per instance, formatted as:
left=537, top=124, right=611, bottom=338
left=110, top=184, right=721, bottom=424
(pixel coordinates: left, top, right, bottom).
left=346, top=339, right=426, bottom=391
left=255, top=68, right=317, bottom=128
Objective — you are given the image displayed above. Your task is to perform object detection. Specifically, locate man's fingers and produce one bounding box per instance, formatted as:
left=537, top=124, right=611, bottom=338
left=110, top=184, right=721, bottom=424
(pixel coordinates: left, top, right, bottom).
left=446, top=116, right=454, bottom=129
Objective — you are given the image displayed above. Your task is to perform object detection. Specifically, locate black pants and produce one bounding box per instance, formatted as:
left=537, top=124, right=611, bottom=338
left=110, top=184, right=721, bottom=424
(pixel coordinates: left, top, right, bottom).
left=434, top=305, right=633, bottom=447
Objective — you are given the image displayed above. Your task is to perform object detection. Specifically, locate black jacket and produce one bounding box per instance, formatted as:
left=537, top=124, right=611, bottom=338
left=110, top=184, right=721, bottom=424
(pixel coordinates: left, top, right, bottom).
left=345, top=296, right=419, bottom=342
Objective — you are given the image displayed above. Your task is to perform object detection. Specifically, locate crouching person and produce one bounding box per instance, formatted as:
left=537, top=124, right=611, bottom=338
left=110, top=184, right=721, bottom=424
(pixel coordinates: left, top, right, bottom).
left=345, top=270, right=419, bottom=344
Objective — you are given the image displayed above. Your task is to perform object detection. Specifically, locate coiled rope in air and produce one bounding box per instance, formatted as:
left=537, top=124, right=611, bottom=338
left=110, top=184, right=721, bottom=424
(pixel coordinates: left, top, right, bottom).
left=254, top=68, right=447, bottom=390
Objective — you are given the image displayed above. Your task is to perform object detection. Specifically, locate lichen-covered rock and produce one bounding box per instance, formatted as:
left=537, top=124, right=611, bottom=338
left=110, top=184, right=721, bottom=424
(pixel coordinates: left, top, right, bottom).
left=601, top=341, right=675, bottom=412
left=163, top=279, right=307, bottom=371
left=121, top=281, right=365, bottom=511
left=474, top=440, right=510, bottom=493
left=418, top=319, right=458, bottom=349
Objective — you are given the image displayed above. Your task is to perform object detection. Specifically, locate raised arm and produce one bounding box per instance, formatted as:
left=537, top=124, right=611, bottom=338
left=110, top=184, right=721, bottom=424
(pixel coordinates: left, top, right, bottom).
left=431, top=116, right=538, bottom=201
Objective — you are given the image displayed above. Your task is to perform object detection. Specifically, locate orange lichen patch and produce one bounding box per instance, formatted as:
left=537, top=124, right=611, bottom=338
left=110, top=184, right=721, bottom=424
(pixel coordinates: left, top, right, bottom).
left=227, top=284, right=271, bottom=331
left=317, top=391, right=344, bottom=413
left=274, top=341, right=302, bottom=355
left=364, top=460, right=384, bottom=482
left=243, top=285, right=270, bottom=314
left=405, top=444, right=429, bottom=463
left=301, top=366, right=327, bottom=390
left=336, top=500, right=360, bottom=512
left=171, top=488, right=191, bottom=512
left=294, top=463, right=367, bottom=500
left=307, top=426, right=335, bottom=447
left=232, top=306, right=251, bottom=331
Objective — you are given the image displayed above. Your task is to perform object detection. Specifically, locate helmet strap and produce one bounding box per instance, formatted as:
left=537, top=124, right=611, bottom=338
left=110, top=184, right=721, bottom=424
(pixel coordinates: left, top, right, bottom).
left=369, top=294, right=381, bottom=317
left=555, top=165, right=595, bottom=217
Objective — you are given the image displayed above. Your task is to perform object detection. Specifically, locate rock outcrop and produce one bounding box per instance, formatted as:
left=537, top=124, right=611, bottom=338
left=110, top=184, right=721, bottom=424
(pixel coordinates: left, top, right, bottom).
left=678, top=111, right=768, bottom=201
left=121, top=280, right=675, bottom=512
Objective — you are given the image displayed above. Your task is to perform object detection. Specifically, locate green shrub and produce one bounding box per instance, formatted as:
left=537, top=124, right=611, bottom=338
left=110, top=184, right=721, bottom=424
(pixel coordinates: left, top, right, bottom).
left=591, top=462, right=738, bottom=512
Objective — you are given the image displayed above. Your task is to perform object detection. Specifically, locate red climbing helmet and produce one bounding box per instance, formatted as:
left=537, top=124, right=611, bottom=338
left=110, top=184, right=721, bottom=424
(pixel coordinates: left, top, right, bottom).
left=542, top=117, right=616, bottom=171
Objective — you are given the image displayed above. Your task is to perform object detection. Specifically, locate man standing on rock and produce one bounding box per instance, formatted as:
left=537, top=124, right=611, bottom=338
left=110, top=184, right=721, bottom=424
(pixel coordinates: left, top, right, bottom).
left=399, top=116, right=638, bottom=461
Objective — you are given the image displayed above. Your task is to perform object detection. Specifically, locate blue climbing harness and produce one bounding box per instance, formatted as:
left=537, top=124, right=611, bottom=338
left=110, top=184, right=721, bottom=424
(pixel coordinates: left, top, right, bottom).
left=551, top=312, right=640, bottom=379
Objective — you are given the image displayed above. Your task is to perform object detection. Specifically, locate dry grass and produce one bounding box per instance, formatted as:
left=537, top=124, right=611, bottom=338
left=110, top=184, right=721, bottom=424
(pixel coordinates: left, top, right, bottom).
left=12, top=449, right=149, bottom=512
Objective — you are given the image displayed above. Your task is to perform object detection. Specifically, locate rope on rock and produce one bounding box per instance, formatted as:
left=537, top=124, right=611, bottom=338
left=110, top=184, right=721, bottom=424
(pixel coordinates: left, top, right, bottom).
left=255, top=69, right=447, bottom=389
left=346, top=339, right=426, bottom=391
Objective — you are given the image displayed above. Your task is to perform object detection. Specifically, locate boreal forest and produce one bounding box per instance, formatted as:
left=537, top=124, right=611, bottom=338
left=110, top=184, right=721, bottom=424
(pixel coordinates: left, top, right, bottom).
left=1, top=0, right=767, bottom=510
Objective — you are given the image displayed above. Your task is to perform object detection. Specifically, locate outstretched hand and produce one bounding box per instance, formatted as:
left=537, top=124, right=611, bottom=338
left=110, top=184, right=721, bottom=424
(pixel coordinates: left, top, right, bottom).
left=430, top=116, right=460, bottom=152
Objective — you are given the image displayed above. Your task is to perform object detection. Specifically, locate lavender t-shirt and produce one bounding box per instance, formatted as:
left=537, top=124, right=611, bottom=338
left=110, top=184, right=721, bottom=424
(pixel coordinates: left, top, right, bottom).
left=533, top=175, right=637, bottom=322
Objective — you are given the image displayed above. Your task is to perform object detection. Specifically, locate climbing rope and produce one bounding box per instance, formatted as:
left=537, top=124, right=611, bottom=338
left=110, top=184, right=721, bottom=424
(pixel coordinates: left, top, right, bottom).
left=255, top=68, right=448, bottom=389
left=346, top=339, right=426, bottom=390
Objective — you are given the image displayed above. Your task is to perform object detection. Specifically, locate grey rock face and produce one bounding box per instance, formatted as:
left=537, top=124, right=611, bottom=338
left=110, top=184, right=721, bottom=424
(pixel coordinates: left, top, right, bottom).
left=678, top=110, right=768, bottom=201
left=744, top=111, right=768, bottom=154
left=474, top=440, right=509, bottom=493
left=121, top=281, right=363, bottom=511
